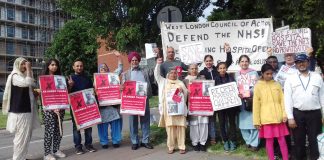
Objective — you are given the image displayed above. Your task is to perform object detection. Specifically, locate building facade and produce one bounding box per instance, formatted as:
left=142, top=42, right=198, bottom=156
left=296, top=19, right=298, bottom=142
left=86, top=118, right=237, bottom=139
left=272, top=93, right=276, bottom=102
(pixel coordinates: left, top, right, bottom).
left=0, top=0, right=69, bottom=87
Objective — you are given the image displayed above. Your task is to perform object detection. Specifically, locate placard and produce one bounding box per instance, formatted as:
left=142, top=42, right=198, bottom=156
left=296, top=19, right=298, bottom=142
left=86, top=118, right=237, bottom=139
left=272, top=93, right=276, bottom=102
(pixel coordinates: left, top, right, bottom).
left=69, top=88, right=102, bottom=130
left=39, top=75, right=69, bottom=110
left=208, top=82, right=242, bottom=111
left=179, top=42, right=204, bottom=65
left=94, top=73, right=121, bottom=106
left=272, top=28, right=311, bottom=54
left=145, top=43, right=158, bottom=59
left=166, top=88, right=186, bottom=116
left=120, top=81, right=147, bottom=116
left=188, top=80, right=214, bottom=115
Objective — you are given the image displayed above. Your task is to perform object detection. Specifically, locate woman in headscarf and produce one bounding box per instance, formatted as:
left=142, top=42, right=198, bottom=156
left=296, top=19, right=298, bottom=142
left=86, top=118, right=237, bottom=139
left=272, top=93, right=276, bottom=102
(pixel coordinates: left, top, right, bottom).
left=96, top=51, right=123, bottom=149
left=155, top=57, right=188, bottom=154
left=2, top=57, right=40, bottom=160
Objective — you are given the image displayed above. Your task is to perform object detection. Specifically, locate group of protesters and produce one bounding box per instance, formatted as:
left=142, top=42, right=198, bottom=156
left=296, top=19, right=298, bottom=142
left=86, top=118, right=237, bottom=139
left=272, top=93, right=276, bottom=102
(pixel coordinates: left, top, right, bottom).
left=2, top=41, right=324, bottom=160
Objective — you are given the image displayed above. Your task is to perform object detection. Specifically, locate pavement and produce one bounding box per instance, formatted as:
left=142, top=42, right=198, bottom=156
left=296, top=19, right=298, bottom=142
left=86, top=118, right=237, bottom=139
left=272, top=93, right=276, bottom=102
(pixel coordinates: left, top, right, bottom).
left=0, top=108, right=243, bottom=160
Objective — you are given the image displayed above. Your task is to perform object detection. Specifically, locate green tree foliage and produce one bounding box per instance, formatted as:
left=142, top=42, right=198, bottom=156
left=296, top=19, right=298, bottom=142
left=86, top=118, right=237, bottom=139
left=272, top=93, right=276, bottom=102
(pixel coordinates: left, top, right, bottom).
left=208, top=0, right=324, bottom=56
left=57, top=0, right=210, bottom=52
left=45, top=19, right=98, bottom=76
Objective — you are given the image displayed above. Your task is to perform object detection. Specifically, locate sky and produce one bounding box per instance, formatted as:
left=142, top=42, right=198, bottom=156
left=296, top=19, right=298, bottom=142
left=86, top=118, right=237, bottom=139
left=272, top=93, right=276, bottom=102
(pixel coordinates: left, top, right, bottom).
left=198, top=0, right=217, bottom=22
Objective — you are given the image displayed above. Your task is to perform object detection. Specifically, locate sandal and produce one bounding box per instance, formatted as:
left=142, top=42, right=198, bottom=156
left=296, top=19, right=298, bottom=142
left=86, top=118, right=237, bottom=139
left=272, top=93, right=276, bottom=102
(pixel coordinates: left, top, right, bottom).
left=179, top=149, right=186, bottom=154
left=210, top=139, right=217, bottom=145
left=167, top=149, right=174, bottom=154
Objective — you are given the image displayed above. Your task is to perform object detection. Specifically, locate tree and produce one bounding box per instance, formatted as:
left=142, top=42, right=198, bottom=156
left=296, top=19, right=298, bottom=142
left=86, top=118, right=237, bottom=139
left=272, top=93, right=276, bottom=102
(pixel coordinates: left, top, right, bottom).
left=45, top=19, right=98, bottom=76
left=57, top=0, right=210, bottom=52
left=207, top=0, right=324, bottom=56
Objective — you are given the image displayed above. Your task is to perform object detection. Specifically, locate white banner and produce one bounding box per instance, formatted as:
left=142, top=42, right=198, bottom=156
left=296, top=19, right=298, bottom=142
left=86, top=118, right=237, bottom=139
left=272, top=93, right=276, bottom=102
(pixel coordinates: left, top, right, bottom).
left=208, top=82, right=242, bottom=111
left=161, top=18, right=273, bottom=71
left=272, top=28, right=311, bottom=54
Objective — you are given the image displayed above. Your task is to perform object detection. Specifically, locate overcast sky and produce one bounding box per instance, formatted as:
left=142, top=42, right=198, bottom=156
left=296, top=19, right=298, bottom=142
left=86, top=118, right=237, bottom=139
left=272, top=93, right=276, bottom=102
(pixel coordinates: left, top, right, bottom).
left=199, top=0, right=217, bottom=22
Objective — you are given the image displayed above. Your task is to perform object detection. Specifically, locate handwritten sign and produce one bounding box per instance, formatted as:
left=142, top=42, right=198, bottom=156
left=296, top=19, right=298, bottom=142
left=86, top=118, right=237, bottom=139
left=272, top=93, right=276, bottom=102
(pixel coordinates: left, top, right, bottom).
left=208, top=82, right=242, bottom=111
left=188, top=80, right=214, bottom=116
left=94, top=73, right=121, bottom=106
left=161, top=18, right=273, bottom=71
left=272, top=28, right=311, bottom=54
left=39, top=75, right=69, bottom=110
left=121, top=81, right=147, bottom=116
left=179, top=42, right=204, bottom=65
left=69, top=88, right=101, bottom=130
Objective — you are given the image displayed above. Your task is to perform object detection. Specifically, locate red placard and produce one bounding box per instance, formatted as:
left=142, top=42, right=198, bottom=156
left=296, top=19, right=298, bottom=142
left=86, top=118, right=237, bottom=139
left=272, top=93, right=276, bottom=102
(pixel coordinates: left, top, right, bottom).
left=188, top=80, right=214, bottom=116
left=120, top=81, right=147, bottom=116
left=94, top=73, right=121, bottom=106
left=39, top=75, right=69, bottom=110
left=69, top=88, right=102, bottom=130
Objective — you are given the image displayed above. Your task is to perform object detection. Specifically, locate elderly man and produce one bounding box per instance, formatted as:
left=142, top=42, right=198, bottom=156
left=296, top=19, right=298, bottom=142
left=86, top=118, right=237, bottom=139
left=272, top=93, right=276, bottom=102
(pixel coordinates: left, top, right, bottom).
left=121, top=51, right=154, bottom=150
left=284, top=54, right=324, bottom=160
left=160, top=47, right=188, bottom=79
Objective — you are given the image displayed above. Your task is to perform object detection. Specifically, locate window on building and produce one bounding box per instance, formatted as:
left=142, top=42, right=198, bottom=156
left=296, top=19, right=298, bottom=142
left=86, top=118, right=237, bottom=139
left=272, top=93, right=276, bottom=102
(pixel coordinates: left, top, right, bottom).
left=6, top=43, right=14, bottom=54
left=22, top=28, right=28, bottom=39
left=54, top=18, right=60, bottom=29
left=30, top=45, right=35, bottom=56
left=29, top=0, right=35, bottom=7
left=7, top=26, right=15, bottom=37
left=40, top=16, right=48, bottom=26
left=29, top=29, right=35, bottom=40
left=29, top=13, right=34, bottom=24
left=7, top=8, right=15, bottom=20
left=21, top=0, right=27, bottom=5
left=22, top=11, right=28, bottom=23
left=40, top=31, right=47, bottom=42
left=7, top=0, right=15, bottom=3
left=22, top=44, right=28, bottom=55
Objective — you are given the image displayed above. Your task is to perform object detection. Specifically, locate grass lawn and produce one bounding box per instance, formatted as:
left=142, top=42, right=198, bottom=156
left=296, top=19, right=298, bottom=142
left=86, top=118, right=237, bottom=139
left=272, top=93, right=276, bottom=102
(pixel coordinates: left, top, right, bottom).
left=149, top=96, right=158, bottom=108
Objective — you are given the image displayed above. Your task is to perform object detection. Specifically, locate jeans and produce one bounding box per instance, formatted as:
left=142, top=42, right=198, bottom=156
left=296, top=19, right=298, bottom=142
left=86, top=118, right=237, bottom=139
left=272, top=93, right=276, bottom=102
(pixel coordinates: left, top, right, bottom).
left=71, top=113, right=92, bottom=149
left=129, top=98, right=150, bottom=144
left=208, top=111, right=217, bottom=140
left=97, top=118, right=122, bottom=145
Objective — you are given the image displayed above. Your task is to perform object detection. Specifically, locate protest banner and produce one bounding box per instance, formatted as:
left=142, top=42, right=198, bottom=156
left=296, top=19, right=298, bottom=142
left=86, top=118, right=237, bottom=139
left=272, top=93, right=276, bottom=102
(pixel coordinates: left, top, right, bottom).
left=94, top=73, right=121, bottom=106
left=120, top=81, right=147, bottom=116
left=208, top=82, right=242, bottom=111
left=274, top=65, right=298, bottom=87
left=188, top=80, right=214, bottom=116
left=69, top=88, right=101, bottom=130
left=179, top=42, right=205, bottom=65
left=39, top=75, right=69, bottom=110
left=272, top=28, right=311, bottom=54
left=166, top=88, right=186, bottom=116
left=161, top=18, right=273, bottom=71
left=145, top=43, right=158, bottom=59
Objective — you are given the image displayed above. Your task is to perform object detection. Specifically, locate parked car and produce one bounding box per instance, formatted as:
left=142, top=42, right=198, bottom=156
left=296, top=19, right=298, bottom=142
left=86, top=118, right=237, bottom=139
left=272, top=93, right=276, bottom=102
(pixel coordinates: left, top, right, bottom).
left=0, top=87, right=4, bottom=108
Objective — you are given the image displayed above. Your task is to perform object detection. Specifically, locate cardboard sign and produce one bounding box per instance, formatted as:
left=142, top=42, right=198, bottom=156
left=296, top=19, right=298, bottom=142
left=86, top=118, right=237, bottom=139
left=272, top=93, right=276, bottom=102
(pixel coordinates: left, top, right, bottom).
left=145, top=43, right=158, bottom=59
left=272, top=28, right=311, bottom=54
left=161, top=18, right=273, bottom=71
left=69, top=88, right=101, bottom=130
left=120, top=81, right=147, bottom=116
left=188, top=80, right=214, bottom=116
left=179, top=42, right=205, bottom=65
left=208, top=82, right=242, bottom=111
left=39, top=75, right=69, bottom=110
left=94, top=73, right=121, bottom=106
left=166, top=88, right=186, bottom=116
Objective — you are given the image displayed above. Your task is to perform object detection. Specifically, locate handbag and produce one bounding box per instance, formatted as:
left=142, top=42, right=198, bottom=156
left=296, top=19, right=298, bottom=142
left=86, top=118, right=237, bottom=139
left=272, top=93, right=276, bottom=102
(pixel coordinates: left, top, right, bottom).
left=243, top=97, right=253, bottom=112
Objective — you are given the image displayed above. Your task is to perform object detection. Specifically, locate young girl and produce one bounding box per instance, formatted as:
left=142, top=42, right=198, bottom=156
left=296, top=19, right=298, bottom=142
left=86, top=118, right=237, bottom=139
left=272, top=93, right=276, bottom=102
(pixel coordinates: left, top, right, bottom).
left=43, top=59, right=66, bottom=160
left=184, top=64, right=209, bottom=152
left=215, top=62, right=238, bottom=152
left=253, top=64, right=289, bottom=160
left=235, top=55, right=260, bottom=151
left=155, top=57, right=188, bottom=154
left=96, top=52, right=123, bottom=149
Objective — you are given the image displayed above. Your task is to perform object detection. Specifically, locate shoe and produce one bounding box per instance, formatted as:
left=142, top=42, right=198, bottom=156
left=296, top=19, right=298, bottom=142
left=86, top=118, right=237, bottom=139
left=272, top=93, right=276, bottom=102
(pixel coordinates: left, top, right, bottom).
left=53, top=150, right=66, bottom=158
left=179, top=149, right=186, bottom=154
left=85, top=145, right=97, bottom=152
left=141, top=143, right=153, bottom=149
left=44, top=154, right=56, bottom=160
left=113, top=144, right=120, bottom=148
left=245, top=144, right=251, bottom=149
left=193, top=144, right=200, bottom=151
left=167, top=149, right=174, bottom=154
left=75, top=147, right=84, bottom=155
left=200, top=144, right=206, bottom=152
left=210, top=139, right=217, bottom=145
left=132, top=144, right=139, bottom=150
left=249, top=146, right=259, bottom=152
left=223, top=141, right=230, bottom=152
left=102, top=145, right=109, bottom=149
left=229, top=141, right=236, bottom=151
